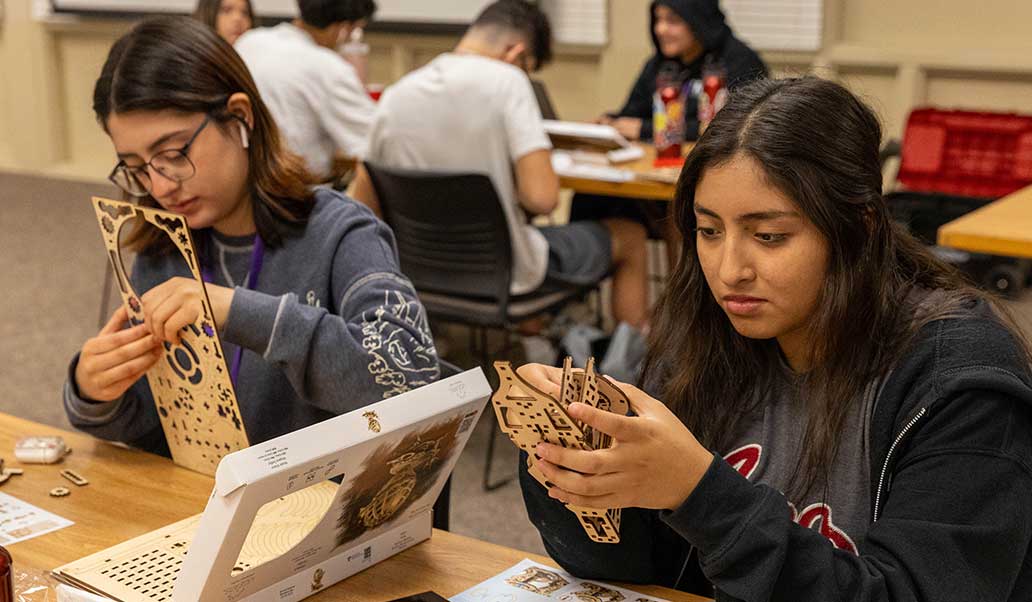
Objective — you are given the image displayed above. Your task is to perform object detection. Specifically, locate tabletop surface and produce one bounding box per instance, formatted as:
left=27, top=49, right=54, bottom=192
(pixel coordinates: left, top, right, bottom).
left=937, top=184, right=1032, bottom=258
left=0, top=413, right=707, bottom=602
left=557, top=144, right=683, bottom=202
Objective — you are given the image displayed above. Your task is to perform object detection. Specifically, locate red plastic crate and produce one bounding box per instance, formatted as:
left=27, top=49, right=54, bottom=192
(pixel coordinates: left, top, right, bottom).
left=898, top=108, right=1032, bottom=199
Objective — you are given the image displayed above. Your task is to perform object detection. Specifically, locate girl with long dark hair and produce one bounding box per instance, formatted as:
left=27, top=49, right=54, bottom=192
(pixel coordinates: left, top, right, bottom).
left=65, top=17, right=439, bottom=454
left=519, top=76, right=1032, bottom=600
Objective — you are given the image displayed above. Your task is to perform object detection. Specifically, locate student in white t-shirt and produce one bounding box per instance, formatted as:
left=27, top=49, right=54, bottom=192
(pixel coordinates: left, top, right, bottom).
left=235, top=0, right=376, bottom=180
left=351, top=0, right=649, bottom=328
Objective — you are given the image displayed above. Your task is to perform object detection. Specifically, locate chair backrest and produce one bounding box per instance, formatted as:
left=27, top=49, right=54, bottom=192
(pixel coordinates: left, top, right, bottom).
left=531, top=79, right=559, bottom=120
left=364, top=162, right=514, bottom=305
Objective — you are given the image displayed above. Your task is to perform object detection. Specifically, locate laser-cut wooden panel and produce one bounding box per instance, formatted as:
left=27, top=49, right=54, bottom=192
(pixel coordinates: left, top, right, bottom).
left=54, top=482, right=338, bottom=602
left=91, top=196, right=250, bottom=475
left=491, top=358, right=629, bottom=544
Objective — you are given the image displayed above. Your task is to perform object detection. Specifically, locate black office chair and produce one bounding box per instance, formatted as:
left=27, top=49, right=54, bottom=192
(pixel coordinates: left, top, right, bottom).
left=365, top=162, right=596, bottom=490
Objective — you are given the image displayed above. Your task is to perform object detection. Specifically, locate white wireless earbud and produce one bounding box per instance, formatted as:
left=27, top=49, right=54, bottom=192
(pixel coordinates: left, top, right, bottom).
left=238, top=121, right=250, bottom=149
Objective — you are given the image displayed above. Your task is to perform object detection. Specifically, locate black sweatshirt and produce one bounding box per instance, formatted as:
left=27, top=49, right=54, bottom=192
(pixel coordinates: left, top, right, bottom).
left=522, top=299, right=1032, bottom=601
left=617, top=0, right=767, bottom=141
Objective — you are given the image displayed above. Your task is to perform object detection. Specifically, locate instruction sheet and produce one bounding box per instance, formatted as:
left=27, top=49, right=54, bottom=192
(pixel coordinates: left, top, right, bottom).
left=452, top=559, right=669, bottom=602
left=0, top=492, right=73, bottom=545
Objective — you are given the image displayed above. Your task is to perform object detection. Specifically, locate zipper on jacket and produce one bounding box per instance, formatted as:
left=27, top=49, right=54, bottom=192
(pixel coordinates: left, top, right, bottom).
left=873, top=407, right=927, bottom=522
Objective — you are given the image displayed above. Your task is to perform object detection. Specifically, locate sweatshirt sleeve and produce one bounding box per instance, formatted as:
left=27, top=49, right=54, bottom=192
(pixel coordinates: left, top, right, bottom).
left=618, top=58, right=658, bottom=141
left=519, top=452, right=692, bottom=588
left=221, top=212, right=440, bottom=414
left=661, top=390, right=1032, bottom=602
left=63, top=353, right=170, bottom=455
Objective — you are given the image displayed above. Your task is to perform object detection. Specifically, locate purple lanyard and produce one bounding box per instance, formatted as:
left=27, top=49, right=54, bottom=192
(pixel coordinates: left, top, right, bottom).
left=201, top=235, right=265, bottom=386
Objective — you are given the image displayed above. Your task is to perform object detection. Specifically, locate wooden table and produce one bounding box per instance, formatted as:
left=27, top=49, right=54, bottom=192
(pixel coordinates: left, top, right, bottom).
left=0, top=414, right=706, bottom=602
left=937, top=184, right=1032, bottom=257
left=558, top=144, right=682, bottom=202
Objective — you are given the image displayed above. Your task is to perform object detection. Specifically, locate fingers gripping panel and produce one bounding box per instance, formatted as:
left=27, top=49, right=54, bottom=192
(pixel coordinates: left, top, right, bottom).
left=491, top=360, right=629, bottom=544
left=92, top=197, right=250, bottom=476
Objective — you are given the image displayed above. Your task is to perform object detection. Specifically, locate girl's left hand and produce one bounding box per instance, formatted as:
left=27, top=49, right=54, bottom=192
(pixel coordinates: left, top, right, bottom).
left=139, top=277, right=234, bottom=344
left=534, top=379, right=715, bottom=511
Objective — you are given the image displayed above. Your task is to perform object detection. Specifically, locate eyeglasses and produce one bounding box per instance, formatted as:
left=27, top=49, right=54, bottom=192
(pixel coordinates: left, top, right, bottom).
left=108, top=114, right=212, bottom=198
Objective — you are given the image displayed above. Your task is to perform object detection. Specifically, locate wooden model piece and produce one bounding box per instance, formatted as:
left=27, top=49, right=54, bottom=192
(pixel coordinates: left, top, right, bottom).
left=91, top=197, right=250, bottom=476
left=492, top=358, right=629, bottom=544
left=0, top=468, right=22, bottom=486
left=60, top=469, right=89, bottom=486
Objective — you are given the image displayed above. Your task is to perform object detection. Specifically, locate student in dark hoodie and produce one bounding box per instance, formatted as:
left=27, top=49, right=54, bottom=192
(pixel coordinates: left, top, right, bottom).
left=574, top=1, right=767, bottom=263
left=598, top=0, right=767, bottom=142
left=599, top=0, right=767, bottom=142
left=518, top=77, right=1032, bottom=601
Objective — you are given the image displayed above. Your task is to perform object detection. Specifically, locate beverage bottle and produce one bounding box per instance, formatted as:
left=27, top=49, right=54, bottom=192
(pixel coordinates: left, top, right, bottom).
left=0, top=545, right=12, bottom=602
left=338, top=27, right=369, bottom=85
left=697, top=58, right=728, bottom=135
left=652, top=62, right=685, bottom=161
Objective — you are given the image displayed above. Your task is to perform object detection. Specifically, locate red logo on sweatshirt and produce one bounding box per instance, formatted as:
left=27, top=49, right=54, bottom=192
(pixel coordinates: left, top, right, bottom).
left=723, top=445, right=859, bottom=555
left=725, top=444, right=761, bottom=479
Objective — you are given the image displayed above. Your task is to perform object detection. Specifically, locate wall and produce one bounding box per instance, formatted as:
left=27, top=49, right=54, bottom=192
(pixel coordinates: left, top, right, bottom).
left=1, top=0, right=1032, bottom=181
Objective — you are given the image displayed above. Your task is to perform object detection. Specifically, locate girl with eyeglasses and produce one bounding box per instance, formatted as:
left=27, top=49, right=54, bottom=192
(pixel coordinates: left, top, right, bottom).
left=517, top=77, right=1032, bottom=601
left=64, top=16, right=439, bottom=454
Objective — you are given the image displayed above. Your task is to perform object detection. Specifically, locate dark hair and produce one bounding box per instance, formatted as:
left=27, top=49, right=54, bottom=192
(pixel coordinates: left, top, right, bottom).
left=192, top=0, right=254, bottom=32
left=298, top=0, right=376, bottom=29
left=93, top=16, right=315, bottom=255
left=471, top=0, right=553, bottom=70
left=641, top=76, right=1029, bottom=499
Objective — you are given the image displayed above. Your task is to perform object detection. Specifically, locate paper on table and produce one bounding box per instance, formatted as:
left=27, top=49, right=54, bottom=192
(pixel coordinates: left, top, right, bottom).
left=451, top=559, right=668, bottom=602
left=552, top=152, right=634, bottom=183
left=543, top=120, right=630, bottom=151
left=0, top=492, right=73, bottom=545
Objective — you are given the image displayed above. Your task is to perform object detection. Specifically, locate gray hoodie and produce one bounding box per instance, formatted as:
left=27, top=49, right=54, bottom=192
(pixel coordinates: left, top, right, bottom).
left=64, top=189, right=439, bottom=455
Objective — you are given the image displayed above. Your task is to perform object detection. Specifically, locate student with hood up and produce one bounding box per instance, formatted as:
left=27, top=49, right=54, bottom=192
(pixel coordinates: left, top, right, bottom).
left=572, top=0, right=768, bottom=265
left=599, top=0, right=767, bottom=142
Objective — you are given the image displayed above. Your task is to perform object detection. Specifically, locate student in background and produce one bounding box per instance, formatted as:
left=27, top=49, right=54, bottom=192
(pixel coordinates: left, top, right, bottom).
left=519, top=77, right=1032, bottom=600
left=351, top=0, right=650, bottom=330
left=192, top=0, right=254, bottom=45
left=575, top=1, right=767, bottom=268
left=599, top=0, right=767, bottom=142
left=235, top=0, right=377, bottom=180
left=66, top=17, right=438, bottom=456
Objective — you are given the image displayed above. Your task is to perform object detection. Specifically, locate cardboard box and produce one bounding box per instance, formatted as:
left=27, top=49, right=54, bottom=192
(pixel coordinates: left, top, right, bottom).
left=54, top=369, right=490, bottom=602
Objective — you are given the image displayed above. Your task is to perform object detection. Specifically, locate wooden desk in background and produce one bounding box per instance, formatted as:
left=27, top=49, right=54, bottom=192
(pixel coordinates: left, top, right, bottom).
left=0, top=414, right=706, bottom=602
left=558, top=144, right=683, bottom=202
left=937, top=184, right=1032, bottom=257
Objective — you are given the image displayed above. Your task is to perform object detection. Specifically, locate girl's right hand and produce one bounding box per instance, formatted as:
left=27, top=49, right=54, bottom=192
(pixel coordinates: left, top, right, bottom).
left=74, top=306, right=163, bottom=402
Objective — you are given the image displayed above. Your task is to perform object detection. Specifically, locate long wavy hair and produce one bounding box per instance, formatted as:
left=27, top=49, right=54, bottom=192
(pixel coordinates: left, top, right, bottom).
left=641, top=76, right=1025, bottom=498
left=93, top=16, right=315, bottom=255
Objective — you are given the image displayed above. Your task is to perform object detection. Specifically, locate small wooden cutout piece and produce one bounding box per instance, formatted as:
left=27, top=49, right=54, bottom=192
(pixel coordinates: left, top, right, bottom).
left=50, top=487, right=70, bottom=497
left=492, top=357, right=630, bottom=544
left=0, top=468, right=23, bottom=486
left=91, top=197, right=250, bottom=476
left=60, top=469, right=89, bottom=487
